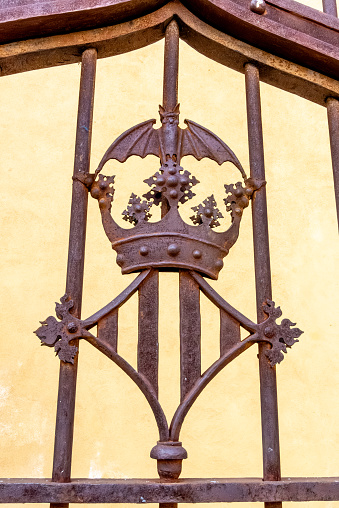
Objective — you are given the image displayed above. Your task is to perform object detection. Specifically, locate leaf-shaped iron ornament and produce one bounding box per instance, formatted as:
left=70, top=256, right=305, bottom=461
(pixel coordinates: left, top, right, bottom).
left=34, top=294, right=92, bottom=364
left=258, top=299, right=304, bottom=366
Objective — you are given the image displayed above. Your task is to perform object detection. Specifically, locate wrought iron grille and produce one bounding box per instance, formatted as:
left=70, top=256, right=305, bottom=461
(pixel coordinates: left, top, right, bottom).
left=0, top=0, right=338, bottom=506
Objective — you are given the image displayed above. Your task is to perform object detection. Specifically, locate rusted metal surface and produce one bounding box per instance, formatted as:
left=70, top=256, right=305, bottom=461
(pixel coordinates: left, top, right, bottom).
left=87, top=18, right=257, bottom=281
left=0, top=0, right=336, bottom=503
left=97, top=308, right=118, bottom=352
left=138, top=270, right=159, bottom=396
left=0, top=3, right=339, bottom=108
left=179, top=271, right=201, bottom=400
left=2, top=0, right=339, bottom=84
left=35, top=270, right=303, bottom=483
left=89, top=86, right=257, bottom=279
left=220, top=310, right=241, bottom=355
left=51, top=49, right=97, bottom=496
left=323, top=0, right=338, bottom=15
left=1, top=477, right=339, bottom=503
left=0, top=0, right=167, bottom=44
left=324, top=0, right=339, bottom=231
left=326, top=97, right=339, bottom=230
left=245, top=63, right=282, bottom=508
left=183, top=0, right=339, bottom=80
left=35, top=20, right=301, bottom=485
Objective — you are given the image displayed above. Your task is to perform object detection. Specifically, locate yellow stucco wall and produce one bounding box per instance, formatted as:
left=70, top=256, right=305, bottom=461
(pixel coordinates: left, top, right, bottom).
left=0, top=3, right=338, bottom=507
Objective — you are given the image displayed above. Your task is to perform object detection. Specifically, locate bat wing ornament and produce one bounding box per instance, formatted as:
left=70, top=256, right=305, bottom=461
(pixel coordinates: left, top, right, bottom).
left=180, top=120, right=246, bottom=178
left=95, top=119, right=160, bottom=176
left=95, top=106, right=245, bottom=178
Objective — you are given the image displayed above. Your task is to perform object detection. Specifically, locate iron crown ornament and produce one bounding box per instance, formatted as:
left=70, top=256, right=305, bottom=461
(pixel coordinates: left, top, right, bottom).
left=83, top=104, right=264, bottom=279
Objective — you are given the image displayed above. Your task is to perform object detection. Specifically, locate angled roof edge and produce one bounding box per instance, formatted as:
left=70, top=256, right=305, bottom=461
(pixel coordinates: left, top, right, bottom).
left=0, top=0, right=339, bottom=78
left=0, top=0, right=339, bottom=97
left=0, top=1, right=338, bottom=106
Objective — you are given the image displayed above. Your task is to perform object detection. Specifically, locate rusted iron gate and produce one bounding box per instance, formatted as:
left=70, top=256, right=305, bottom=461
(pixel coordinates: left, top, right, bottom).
left=0, top=0, right=339, bottom=505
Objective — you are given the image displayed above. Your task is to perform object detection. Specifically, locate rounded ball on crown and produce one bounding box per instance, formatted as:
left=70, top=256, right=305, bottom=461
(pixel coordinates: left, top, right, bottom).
left=239, top=196, right=249, bottom=208
left=91, top=187, right=100, bottom=199
left=167, top=175, right=179, bottom=187
left=168, top=244, right=180, bottom=256
left=116, top=254, right=124, bottom=266
left=139, top=246, right=149, bottom=256
left=157, top=175, right=166, bottom=186
left=180, top=176, right=189, bottom=186
left=168, top=165, right=177, bottom=175
left=215, top=259, right=224, bottom=270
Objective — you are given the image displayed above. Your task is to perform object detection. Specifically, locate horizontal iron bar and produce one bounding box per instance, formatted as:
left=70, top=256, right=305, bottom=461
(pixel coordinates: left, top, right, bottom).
left=0, top=478, right=338, bottom=503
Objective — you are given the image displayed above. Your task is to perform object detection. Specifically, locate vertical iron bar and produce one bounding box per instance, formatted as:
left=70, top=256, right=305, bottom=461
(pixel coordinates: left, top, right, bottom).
left=323, top=0, right=338, bottom=15
left=326, top=97, right=339, bottom=229
left=97, top=309, right=118, bottom=352
left=163, top=19, right=179, bottom=115
left=138, top=270, right=159, bottom=397
left=161, top=20, right=180, bottom=508
left=324, top=0, right=339, bottom=226
left=220, top=310, right=241, bottom=356
left=245, top=63, right=282, bottom=508
left=51, top=48, right=97, bottom=504
left=161, top=19, right=179, bottom=219
left=179, top=271, right=201, bottom=401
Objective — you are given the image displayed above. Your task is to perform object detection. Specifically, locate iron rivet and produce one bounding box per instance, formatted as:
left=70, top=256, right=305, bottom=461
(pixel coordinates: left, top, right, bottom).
left=169, top=190, right=178, bottom=199
left=215, top=259, right=224, bottom=270
left=116, top=254, right=124, bottom=266
left=91, top=188, right=100, bottom=199
left=264, top=326, right=275, bottom=338
left=99, top=181, right=108, bottom=190
left=168, top=243, right=180, bottom=256
left=193, top=250, right=202, bottom=259
left=139, top=246, right=149, bottom=256
left=67, top=322, right=78, bottom=334
left=250, top=0, right=266, bottom=14
left=167, top=176, right=178, bottom=187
